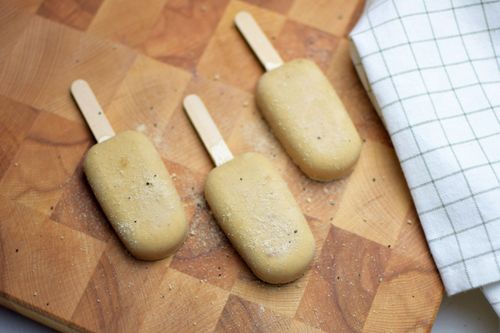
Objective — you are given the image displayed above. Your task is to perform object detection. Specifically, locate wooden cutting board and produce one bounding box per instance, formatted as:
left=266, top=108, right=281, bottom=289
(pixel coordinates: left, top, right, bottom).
left=0, top=0, right=443, bottom=332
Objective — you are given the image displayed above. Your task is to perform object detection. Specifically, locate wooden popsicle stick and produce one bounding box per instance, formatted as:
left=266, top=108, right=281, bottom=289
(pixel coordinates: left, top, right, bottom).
left=183, top=95, right=234, bottom=167
left=234, top=11, right=283, bottom=71
left=70, top=79, right=115, bottom=143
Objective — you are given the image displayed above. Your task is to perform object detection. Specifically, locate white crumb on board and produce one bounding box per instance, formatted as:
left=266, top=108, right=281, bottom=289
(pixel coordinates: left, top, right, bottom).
left=136, top=124, right=147, bottom=133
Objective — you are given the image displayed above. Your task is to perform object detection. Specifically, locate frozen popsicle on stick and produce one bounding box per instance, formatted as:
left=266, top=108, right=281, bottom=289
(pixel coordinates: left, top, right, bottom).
left=235, top=12, right=362, bottom=181
left=71, top=80, right=187, bottom=260
left=183, top=94, right=315, bottom=284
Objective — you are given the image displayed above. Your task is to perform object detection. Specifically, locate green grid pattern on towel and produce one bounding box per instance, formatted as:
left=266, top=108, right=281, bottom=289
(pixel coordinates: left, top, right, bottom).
left=351, top=0, right=500, bottom=293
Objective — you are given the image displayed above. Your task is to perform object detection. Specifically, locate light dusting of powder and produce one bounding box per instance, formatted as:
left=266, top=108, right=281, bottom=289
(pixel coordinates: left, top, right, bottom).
left=102, top=151, right=179, bottom=245
left=128, top=177, right=173, bottom=220
left=219, top=169, right=301, bottom=258
left=294, top=174, right=346, bottom=206
left=176, top=173, right=226, bottom=256
left=136, top=124, right=147, bottom=133
left=55, top=177, right=108, bottom=237
left=241, top=118, right=281, bottom=158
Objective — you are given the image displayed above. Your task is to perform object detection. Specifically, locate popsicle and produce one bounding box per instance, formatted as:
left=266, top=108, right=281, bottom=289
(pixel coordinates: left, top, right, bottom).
left=183, top=94, right=315, bottom=284
left=235, top=12, right=362, bottom=181
left=71, top=80, right=187, bottom=260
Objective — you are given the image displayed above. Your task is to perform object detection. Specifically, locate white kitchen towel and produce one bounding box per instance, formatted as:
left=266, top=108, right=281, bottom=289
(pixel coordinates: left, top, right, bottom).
left=349, top=0, right=500, bottom=316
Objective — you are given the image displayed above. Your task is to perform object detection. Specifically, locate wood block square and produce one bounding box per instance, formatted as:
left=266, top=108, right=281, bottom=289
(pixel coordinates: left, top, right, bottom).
left=51, top=161, right=112, bottom=242
left=0, top=96, right=38, bottom=180
left=242, top=0, right=294, bottom=14
left=0, top=3, right=33, bottom=67
left=231, top=217, right=331, bottom=316
left=166, top=160, right=246, bottom=291
left=289, top=0, right=364, bottom=37
left=160, top=76, right=248, bottom=175
left=0, top=111, right=91, bottom=215
left=105, top=54, right=192, bottom=147
left=295, top=225, right=391, bottom=332
left=0, top=16, right=137, bottom=123
left=333, top=141, right=412, bottom=247
left=197, top=0, right=286, bottom=92
left=142, top=0, right=230, bottom=71
left=275, top=20, right=340, bottom=72
left=215, top=295, right=322, bottom=332
left=3, top=0, right=43, bottom=13
left=87, top=0, right=167, bottom=49
left=138, top=268, right=229, bottom=332
left=362, top=253, right=443, bottom=332
left=37, top=0, right=103, bottom=31
left=0, top=197, right=106, bottom=321
left=71, top=238, right=172, bottom=333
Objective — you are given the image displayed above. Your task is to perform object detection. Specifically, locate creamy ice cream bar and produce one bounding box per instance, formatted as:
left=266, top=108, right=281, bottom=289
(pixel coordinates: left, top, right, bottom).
left=256, top=59, right=362, bottom=181
left=184, top=95, right=314, bottom=284
left=205, top=152, right=315, bottom=284
left=71, top=80, right=187, bottom=260
left=84, top=131, right=187, bottom=260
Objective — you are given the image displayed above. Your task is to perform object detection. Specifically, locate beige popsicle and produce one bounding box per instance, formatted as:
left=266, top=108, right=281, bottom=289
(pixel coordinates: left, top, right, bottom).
left=183, top=94, right=315, bottom=284
left=235, top=12, right=362, bottom=181
left=71, top=80, right=187, bottom=260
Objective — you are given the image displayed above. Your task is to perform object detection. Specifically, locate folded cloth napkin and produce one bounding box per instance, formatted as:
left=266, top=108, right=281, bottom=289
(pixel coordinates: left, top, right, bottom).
left=350, top=0, right=500, bottom=316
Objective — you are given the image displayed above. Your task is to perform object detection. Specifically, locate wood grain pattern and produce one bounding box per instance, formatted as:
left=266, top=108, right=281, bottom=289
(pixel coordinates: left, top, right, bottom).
left=242, top=0, right=294, bottom=14
left=274, top=20, right=340, bottom=72
left=0, top=96, right=38, bottom=179
left=0, top=197, right=106, bottom=322
left=216, top=295, right=322, bottom=332
left=37, top=0, right=103, bottom=31
left=289, top=0, right=364, bottom=36
left=87, top=0, right=167, bottom=49
left=0, top=0, right=443, bottom=332
left=142, top=0, right=229, bottom=71
left=0, top=111, right=91, bottom=214
left=296, top=226, right=391, bottom=332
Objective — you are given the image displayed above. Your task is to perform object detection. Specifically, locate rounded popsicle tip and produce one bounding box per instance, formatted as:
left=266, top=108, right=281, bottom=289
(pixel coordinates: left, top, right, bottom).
left=126, top=217, right=188, bottom=261
left=252, top=256, right=314, bottom=285
left=299, top=136, right=362, bottom=181
left=249, top=230, right=315, bottom=285
left=183, top=94, right=200, bottom=109
left=70, top=79, right=89, bottom=93
left=234, top=11, right=252, bottom=24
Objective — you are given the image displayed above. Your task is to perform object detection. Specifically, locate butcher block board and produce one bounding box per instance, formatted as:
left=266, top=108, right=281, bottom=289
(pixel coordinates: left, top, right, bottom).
left=0, top=0, right=443, bottom=332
